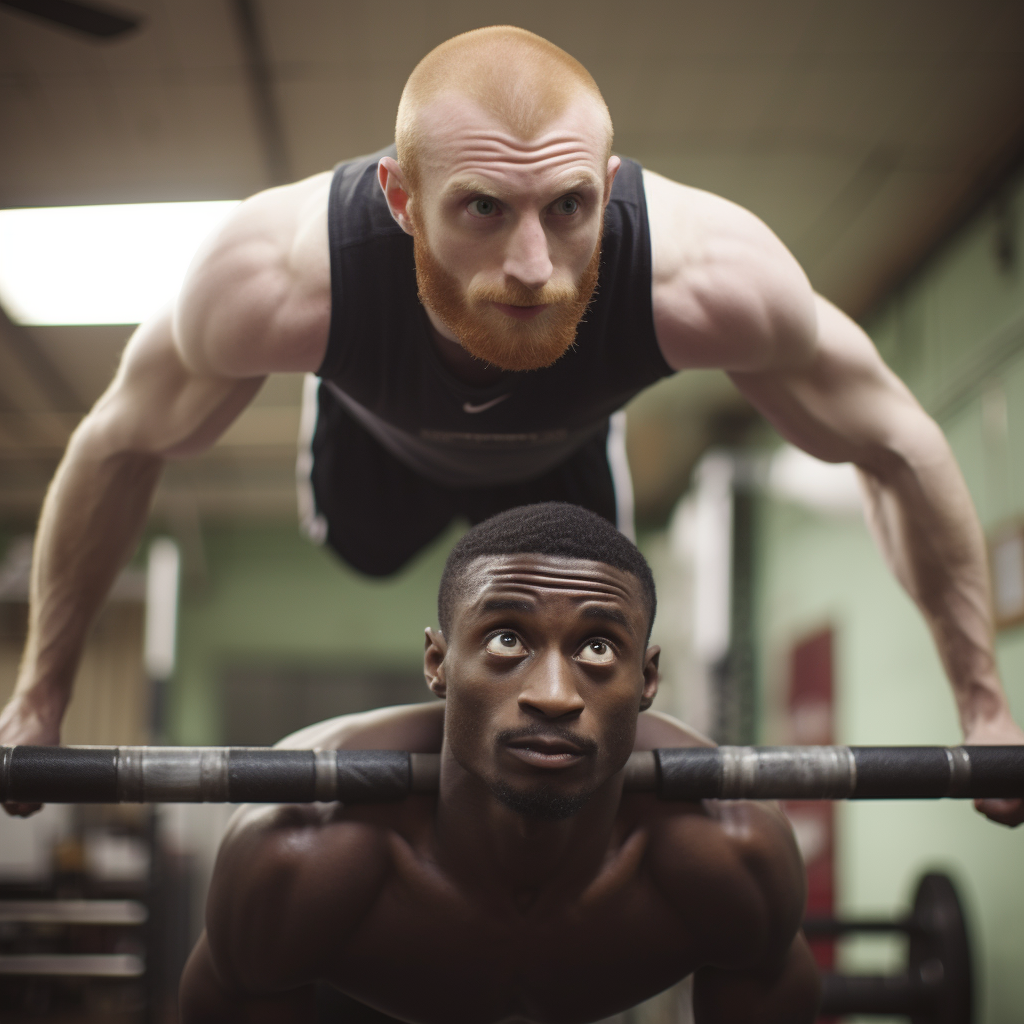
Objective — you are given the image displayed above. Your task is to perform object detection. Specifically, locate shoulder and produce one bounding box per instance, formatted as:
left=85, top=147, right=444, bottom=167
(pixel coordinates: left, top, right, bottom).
left=274, top=702, right=445, bottom=752
left=642, top=168, right=817, bottom=373
left=174, top=171, right=333, bottom=377
left=205, top=801, right=393, bottom=993
left=644, top=798, right=806, bottom=969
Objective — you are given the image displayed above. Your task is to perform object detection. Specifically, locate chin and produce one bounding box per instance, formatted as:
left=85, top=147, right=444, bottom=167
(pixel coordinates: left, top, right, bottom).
left=490, top=779, right=595, bottom=821
left=456, top=318, right=578, bottom=371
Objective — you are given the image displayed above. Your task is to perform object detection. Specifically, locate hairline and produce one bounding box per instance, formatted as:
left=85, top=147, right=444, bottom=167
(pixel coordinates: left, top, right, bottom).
left=398, top=84, right=612, bottom=193
left=443, top=552, right=656, bottom=644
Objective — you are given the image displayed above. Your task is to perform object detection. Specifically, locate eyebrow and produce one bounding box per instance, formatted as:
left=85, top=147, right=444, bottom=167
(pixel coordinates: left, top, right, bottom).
left=580, top=605, right=634, bottom=634
left=443, top=173, right=602, bottom=202
left=478, top=597, right=634, bottom=635
left=479, top=597, right=535, bottom=615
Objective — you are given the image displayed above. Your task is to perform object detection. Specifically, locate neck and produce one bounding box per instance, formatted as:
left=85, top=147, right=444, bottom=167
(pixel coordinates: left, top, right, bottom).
left=432, top=746, right=625, bottom=907
left=424, top=307, right=506, bottom=388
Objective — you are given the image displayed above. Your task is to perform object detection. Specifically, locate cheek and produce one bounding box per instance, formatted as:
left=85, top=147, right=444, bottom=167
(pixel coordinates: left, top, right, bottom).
left=594, top=681, right=644, bottom=744
left=443, top=676, right=500, bottom=752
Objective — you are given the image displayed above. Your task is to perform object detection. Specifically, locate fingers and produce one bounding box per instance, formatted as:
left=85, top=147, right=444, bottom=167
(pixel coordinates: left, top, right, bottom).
left=973, top=797, right=1024, bottom=828
left=3, top=800, right=43, bottom=819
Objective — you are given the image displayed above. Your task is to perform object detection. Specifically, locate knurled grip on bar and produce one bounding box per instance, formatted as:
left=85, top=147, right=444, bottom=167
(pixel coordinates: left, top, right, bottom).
left=3, top=744, right=1023, bottom=803
left=0, top=746, right=412, bottom=804
left=654, top=745, right=1024, bottom=800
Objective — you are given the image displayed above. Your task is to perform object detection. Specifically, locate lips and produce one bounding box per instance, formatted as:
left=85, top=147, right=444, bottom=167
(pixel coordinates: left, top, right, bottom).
left=505, top=735, right=588, bottom=770
left=493, top=302, right=547, bottom=321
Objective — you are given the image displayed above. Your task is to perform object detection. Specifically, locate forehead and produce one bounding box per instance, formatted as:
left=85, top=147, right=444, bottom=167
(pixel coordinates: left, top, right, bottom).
left=413, top=92, right=608, bottom=201
left=456, top=553, right=644, bottom=627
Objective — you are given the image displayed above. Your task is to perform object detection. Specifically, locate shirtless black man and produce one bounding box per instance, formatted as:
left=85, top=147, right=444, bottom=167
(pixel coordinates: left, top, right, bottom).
left=178, top=504, right=820, bottom=1024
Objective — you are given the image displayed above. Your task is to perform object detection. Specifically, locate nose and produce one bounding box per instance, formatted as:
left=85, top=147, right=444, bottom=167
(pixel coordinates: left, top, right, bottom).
left=518, top=651, right=585, bottom=719
left=503, top=214, right=553, bottom=293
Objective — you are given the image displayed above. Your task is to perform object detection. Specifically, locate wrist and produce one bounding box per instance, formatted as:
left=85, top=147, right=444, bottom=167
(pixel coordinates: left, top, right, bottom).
left=9, top=675, right=69, bottom=729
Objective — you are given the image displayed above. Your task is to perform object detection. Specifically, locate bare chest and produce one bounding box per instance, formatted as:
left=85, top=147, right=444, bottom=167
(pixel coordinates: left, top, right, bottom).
left=324, top=865, right=697, bottom=1024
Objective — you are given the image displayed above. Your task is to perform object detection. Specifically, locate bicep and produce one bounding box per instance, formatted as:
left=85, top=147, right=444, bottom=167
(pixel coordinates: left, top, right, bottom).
left=204, top=807, right=323, bottom=993
left=204, top=805, right=389, bottom=994
left=728, top=295, right=941, bottom=470
left=85, top=305, right=264, bottom=459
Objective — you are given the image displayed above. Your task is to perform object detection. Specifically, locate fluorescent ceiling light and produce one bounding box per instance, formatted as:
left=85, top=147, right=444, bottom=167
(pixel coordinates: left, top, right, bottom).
left=0, top=201, right=241, bottom=326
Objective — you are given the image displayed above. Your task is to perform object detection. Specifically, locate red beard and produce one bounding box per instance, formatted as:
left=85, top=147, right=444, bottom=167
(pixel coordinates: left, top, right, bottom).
left=413, top=228, right=602, bottom=372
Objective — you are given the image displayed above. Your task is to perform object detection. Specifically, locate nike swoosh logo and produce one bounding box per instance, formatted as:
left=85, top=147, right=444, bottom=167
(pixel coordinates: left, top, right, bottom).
left=463, top=395, right=509, bottom=414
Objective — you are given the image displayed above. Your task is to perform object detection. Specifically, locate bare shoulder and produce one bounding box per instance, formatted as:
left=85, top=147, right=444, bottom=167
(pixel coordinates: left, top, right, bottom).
left=644, top=797, right=805, bottom=968
left=275, top=701, right=445, bottom=752
left=634, top=708, right=715, bottom=750
left=205, top=801, right=394, bottom=993
left=643, top=168, right=817, bottom=374
left=175, top=171, right=333, bottom=379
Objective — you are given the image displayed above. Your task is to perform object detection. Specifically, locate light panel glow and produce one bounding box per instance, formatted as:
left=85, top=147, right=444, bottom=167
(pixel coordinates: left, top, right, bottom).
left=0, top=201, right=241, bottom=326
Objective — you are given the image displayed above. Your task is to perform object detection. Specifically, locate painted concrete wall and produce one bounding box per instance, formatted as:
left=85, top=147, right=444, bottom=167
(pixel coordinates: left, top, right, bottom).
left=755, top=166, right=1024, bottom=1022
left=169, top=522, right=462, bottom=745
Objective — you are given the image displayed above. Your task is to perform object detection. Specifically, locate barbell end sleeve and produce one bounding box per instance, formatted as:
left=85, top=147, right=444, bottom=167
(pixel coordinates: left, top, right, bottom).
left=410, top=753, right=440, bottom=793
left=622, top=751, right=657, bottom=791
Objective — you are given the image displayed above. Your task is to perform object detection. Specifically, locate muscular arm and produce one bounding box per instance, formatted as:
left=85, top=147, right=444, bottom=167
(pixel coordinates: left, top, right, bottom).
left=647, top=169, right=1024, bottom=826
left=693, top=931, right=819, bottom=1024
left=730, top=298, right=1024, bottom=824
left=0, top=175, right=331, bottom=806
left=652, top=800, right=818, bottom=1024
left=179, top=801, right=389, bottom=1023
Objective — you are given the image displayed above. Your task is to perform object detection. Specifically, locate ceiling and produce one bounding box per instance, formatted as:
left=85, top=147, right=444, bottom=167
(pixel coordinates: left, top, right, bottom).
left=1, top=0, right=1023, bottom=528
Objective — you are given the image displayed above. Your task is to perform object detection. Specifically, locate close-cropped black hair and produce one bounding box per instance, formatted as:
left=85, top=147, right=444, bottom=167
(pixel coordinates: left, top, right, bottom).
left=438, top=502, right=657, bottom=642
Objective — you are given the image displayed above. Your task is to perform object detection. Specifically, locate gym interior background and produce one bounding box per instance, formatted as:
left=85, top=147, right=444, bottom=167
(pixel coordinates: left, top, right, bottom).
left=0, top=1, right=1023, bottom=1021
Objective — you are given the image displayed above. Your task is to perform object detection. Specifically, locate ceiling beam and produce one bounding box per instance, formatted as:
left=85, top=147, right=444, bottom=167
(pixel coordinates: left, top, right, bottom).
left=0, top=306, right=83, bottom=414
left=230, top=0, right=291, bottom=188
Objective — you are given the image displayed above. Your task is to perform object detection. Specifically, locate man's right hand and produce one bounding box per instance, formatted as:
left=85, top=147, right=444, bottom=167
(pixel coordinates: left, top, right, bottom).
left=0, top=692, right=60, bottom=817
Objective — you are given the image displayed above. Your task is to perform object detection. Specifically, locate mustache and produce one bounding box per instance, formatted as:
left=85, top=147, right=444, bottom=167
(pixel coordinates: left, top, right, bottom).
left=495, top=725, right=598, bottom=755
left=468, top=277, right=579, bottom=308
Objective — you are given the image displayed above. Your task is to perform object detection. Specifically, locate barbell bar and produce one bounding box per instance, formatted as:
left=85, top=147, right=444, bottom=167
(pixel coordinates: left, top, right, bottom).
left=2, top=744, right=1023, bottom=804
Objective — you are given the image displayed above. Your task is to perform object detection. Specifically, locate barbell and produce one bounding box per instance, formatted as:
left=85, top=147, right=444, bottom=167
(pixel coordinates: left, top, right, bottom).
left=2, top=743, right=1023, bottom=804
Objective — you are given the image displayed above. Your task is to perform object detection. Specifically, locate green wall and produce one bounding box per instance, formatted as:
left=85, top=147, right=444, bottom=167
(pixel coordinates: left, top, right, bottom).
left=169, top=522, right=463, bottom=746
left=755, top=166, right=1024, bottom=1022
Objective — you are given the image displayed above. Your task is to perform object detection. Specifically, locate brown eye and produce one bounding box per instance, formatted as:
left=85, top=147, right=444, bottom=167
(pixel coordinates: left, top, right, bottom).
left=486, top=632, right=525, bottom=656
left=577, top=640, right=614, bottom=666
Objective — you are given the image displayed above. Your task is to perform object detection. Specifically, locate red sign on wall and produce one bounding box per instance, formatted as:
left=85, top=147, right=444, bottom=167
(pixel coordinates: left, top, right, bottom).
left=782, top=628, right=835, bottom=971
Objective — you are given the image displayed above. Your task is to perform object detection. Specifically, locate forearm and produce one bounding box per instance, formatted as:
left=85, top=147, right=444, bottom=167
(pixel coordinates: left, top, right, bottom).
left=857, top=432, right=1006, bottom=733
left=13, top=421, right=162, bottom=726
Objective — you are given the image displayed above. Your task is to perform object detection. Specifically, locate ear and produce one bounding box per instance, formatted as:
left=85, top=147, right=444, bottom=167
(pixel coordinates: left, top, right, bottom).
left=639, top=645, right=660, bottom=711
left=378, top=156, right=415, bottom=235
left=424, top=626, right=448, bottom=699
left=603, top=155, right=621, bottom=209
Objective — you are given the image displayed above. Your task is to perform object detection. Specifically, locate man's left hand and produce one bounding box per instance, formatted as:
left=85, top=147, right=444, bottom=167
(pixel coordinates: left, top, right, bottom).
left=965, top=713, right=1024, bottom=827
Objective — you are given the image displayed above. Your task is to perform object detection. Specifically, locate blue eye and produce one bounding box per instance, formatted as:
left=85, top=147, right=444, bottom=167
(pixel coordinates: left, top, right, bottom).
left=555, top=197, right=579, bottom=215
left=469, top=198, right=499, bottom=217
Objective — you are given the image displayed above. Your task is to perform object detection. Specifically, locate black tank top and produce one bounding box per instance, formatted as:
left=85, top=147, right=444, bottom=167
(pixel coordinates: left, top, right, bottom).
left=317, top=146, right=672, bottom=487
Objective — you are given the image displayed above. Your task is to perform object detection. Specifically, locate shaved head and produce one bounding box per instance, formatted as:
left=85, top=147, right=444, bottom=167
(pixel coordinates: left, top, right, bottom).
left=396, top=26, right=613, bottom=189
